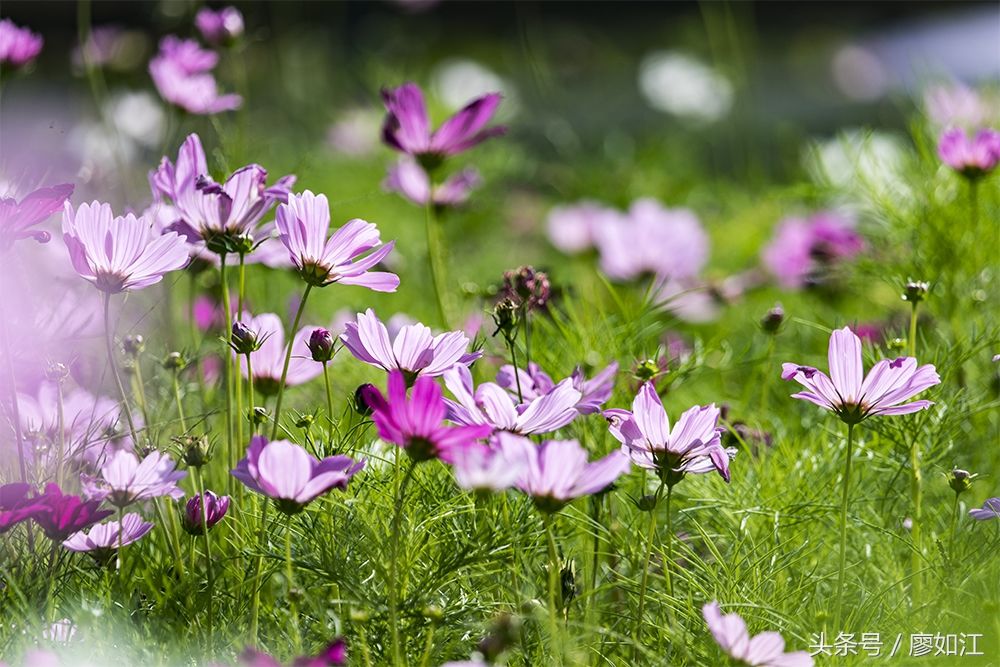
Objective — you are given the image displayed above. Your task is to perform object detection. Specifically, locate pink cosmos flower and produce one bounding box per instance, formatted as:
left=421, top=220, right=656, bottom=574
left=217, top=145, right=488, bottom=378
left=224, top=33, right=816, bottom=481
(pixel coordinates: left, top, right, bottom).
left=450, top=442, right=526, bottom=493
left=151, top=134, right=295, bottom=254
left=381, top=82, right=505, bottom=160
left=363, top=370, right=492, bottom=463
left=237, top=312, right=322, bottom=395
left=231, top=436, right=364, bottom=514
left=0, top=184, right=73, bottom=250
left=782, top=327, right=940, bottom=423
left=969, top=497, right=1000, bottom=521
left=384, top=158, right=480, bottom=207
left=62, top=201, right=190, bottom=293
left=546, top=201, right=622, bottom=255
left=18, top=383, right=125, bottom=469
left=938, top=127, right=1000, bottom=178
left=341, top=309, right=482, bottom=381
left=605, top=383, right=733, bottom=485
left=275, top=190, right=399, bottom=290
left=99, top=450, right=186, bottom=508
left=182, top=491, right=230, bottom=535
left=195, top=6, right=244, bottom=45
left=32, top=484, right=114, bottom=542
left=63, top=512, right=153, bottom=555
left=0, top=19, right=43, bottom=67
left=762, top=211, right=864, bottom=290
left=703, top=602, right=813, bottom=667
left=496, top=361, right=618, bottom=415
left=237, top=638, right=347, bottom=666
left=445, top=365, right=582, bottom=436
left=149, top=36, right=241, bottom=114
left=498, top=433, right=631, bottom=513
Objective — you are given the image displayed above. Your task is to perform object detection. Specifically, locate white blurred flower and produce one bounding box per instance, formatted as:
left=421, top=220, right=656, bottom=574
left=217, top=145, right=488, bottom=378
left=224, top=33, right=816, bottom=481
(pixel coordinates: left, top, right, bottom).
left=806, top=130, right=912, bottom=211
left=104, top=91, right=165, bottom=147
left=638, top=51, right=733, bottom=122
left=43, top=619, right=78, bottom=644
left=327, top=108, right=381, bottom=157
left=432, top=59, right=517, bottom=116
left=832, top=45, right=888, bottom=101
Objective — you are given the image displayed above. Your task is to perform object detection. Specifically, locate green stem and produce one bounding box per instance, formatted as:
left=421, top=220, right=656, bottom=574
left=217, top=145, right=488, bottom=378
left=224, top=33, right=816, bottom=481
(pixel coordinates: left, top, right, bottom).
left=322, top=361, right=335, bottom=451
left=173, top=370, right=187, bottom=432
left=235, top=253, right=247, bottom=448
left=950, top=493, right=960, bottom=553
left=389, top=460, right=417, bottom=667
left=417, top=624, right=436, bottom=667
left=908, top=302, right=919, bottom=359
left=542, top=512, right=563, bottom=664
left=522, top=306, right=532, bottom=367
left=270, top=284, right=312, bottom=440
left=132, top=358, right=151, bottom=434
left=834, top=422, right=856, bottom=630
left=358, top=622, right=374, bottom=667
left=634, top=483, right=662, bottom=659
left=286, top=523, right=302, bottom=653
left=153, top=499, right=185, bottom=578
left=193, top=468, right=215, bottom=647
left=248, top=499, right=269, bottom=643
left=506, top=335, right=524, bottom=403
left=664, top=484, right=674, bottom=599
left=424, top=199, right=449, bottom=328
left=220, top=254, right=234, bottom=478
left=969, top=178, right=979, bottom=231
left=103, top=293, right=138, bottom=446
left=246, top=353, right=255, bottom=434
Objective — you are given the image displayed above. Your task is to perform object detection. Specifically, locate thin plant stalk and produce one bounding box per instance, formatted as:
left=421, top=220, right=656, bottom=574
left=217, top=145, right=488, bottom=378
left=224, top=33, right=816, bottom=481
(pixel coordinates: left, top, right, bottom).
left=417, top=623, right=436, bottom=667
left=664, top=484, right=674, bottom=599
left=192, top=468, right=216, bottom=646
left=102, top=293, right=138, bottom=445
left=220, top=253, right=234, bottom=475
left=245, top=353, right=255, bottom=434
left=153, top=499, right=185, bottom=578
left=389, top=460, right=417, bottom=667
left=542, top=512, right=563, bottom=663
left=270, top=283, right=313, bottom=440
left=247, top=498, right=269, bottom=643
left=506, top=335, right=524, bottom=403
left=235, top=253, right=247, bottom=446
left=131, top=357, right=151, bottom=433
left=834, top=422, right=856, bottom=631
left=285, top=523, right=302, bottom=653
left=424, top=199, right=449, bottom=328
left=322, top=361, right=335, bottom=450
left=172, top=369, right=188, bottom=432
left=907, top=300, right=922, bottom=610
left=634, top=482, right=662, bottom=658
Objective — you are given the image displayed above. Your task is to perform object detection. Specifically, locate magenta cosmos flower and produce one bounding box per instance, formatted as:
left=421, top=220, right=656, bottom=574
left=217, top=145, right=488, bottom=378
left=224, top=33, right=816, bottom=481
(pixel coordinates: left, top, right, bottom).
left=182, top=491, right=230, bottom=535
left=0, top=184, right=73, bottom=250
left=782, top=327, right=940, bottom=424
left=762, top=211, right=863, bottom=290
left=445, top=365, right=581, bottom=437
left=969, top=497, right=1000, bottom=521
left=99, top=450, right=186, bottom=508
left=149, top=36, right=241, bottom=115
left=238, top=638, right=347, bottom=667
left=0, top=483, right=46, bottom=533
left=496, top=361, right=618, bottom=415
left=938, top=127, right=1000, bottom=179
left=63, top=513, right=153, bottom=556
left=195, top=6, right=244, bottom=45
left=32, top=484, right=114, bottom=542
left=275, top=190, right=399, bottom=291
left=498, top=433, right=631, bottom=513
left=384, top=157, right=480, bottom=207
left=605, top=383, right=733, bottom=486
left=62, top=201, right=190, bottom=293
left=703, top=602, right=813, bottom=667
left=237, top=312, right=322, bottom=395
left=151, top=134, right=295, bottom=255
left=341, top=308, right=482, bottom=381
left=232, top=436, right=364, bottom=514
left=0, top=19, right=43, bottom=67
left=363, top=370, right=492, bottom=463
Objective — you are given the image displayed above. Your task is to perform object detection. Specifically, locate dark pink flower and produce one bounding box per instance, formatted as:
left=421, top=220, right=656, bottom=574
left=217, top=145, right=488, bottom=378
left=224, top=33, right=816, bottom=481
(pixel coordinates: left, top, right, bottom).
left=365, top=370, right=492, bottom=463
left=762, top=211, right=863, bottom=289
left=231, top=436, right=363, bottom=514
left=381, top=82, right=505, bottom=160
left=938, top=127, right=1000, bottom=178
left=0, top=483, right=45, bottom=533
left=195, top=7, right=244, bottom=45
left=703, top=601, right=813, bottom=666
left=31, top=484, right=114, bottom=542
left=182, top=491, right=230, bottom=535
left=0, top=184, right=73, bottom=251
left=238, top=638, right=347, bottom=667
left=0, top=19, right=43, bottom=67
left=149, top=36, right=241, bottom=115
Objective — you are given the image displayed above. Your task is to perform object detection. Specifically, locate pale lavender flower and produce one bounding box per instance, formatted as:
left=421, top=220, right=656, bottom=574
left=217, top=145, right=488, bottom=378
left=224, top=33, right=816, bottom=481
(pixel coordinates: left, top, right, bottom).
left=969, top=497, right=1000, bottom=521
left=63, top=513, right=153, bottom=555
left=42, top=619, right=77, bottom=644
left=237, top=312, right=322, bottom=395
left=327, top=109, right=381, bottom=157
left=546, top=201, right=622, bottom=255
left=381, top=82, right=505, bottom=160
left=573, top=362, right=618, bottom=414
left=341, top=308, right=481, bottom=380
left=231, top=435, right=364, bottom=514
left=762, top=211, right=863, bottom=289
left=18, top=383, right=124, bottom=468
left=924, top=83, right=986, bottom=128
left=0, top=19, right=43, bottom=67
left=450, top=442, right=525, bottom=492
left=938, top=127, right=1000, bottom=178
left=149, top=36, right=241, bottom=114
left=703, top=601, right=813, bottom=667
left=496, top=361, right=617, bottom=415
left=782, top=327, right=940, bottom=423
left=62, top=201, right=190, bottom=293
left=498, top=433, right=631, bottom=513
left=99, top=450, right=186, bottom=508
left=0, top=183, right=73, bottom=251
left=275, top=190, right=398, bottom=290
left=384, top=158, right=480, bottom=207
left=195, top=6, right=244, bottom=45
left=605, top=382, right=733, bottom=485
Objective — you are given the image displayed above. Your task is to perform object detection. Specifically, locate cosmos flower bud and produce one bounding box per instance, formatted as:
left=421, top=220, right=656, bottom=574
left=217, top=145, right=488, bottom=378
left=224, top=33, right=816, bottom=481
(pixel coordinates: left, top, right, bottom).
left=45, top=362, right=69, bottom=383
left=230, top=321, right=259, bottom=355
left=122, top=335, right=145, bottom=357
left=491, top=298, right=520, bottom=339
left=947, top=468, right=976, bottom=495
left=354, top=384, right=377, bottom=417
left=295, top=413, right=314, bottom=430
left=637, top=494, right=658, bottom=512
left=163, top=351, right=187, bottom=371
left=902, top=280, right=929, bottom=303
left=251, top=406, right=268, bottom=426
left=421, top=605, right=444, bottom=622
left=477, top=613, right=520, bottom=663
left=183, top=491, right=230, bottom=535
left=502, top=265, right=551, bottom=312
left=308, top=328, right=336, bottom=362
left=760, top=304, right=785, bottom=334
left=887, top=337, right=907, bottom=353
left=178, top=435, right=212, bottom=468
